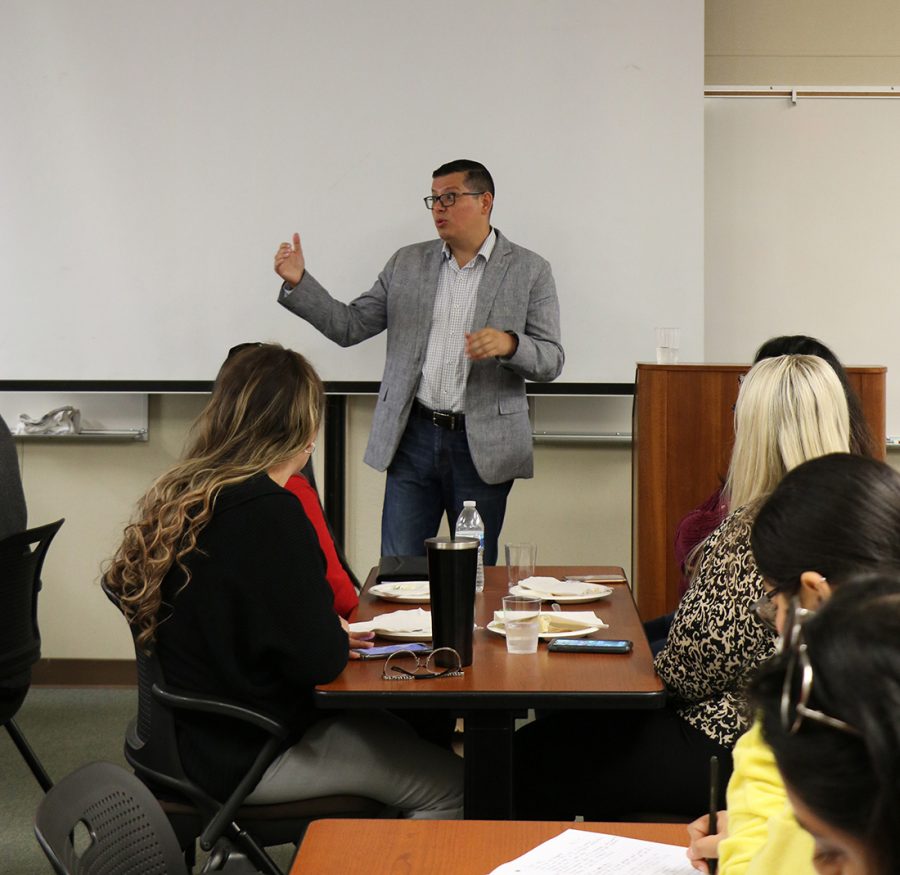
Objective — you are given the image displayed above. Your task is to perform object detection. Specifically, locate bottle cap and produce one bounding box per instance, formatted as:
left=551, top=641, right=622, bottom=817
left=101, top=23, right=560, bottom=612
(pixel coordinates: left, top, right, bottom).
left=463, top=500, right=476, bottom=507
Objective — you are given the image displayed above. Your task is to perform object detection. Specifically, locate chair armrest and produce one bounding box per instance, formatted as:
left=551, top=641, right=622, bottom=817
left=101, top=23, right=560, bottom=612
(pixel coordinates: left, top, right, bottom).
left=199, top=734, right=286, bottom=851
left=151, top=684, right=289, bottom=740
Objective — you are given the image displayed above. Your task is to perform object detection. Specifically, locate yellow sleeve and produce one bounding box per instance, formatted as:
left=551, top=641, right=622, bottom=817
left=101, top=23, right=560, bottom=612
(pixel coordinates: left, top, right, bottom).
left=719, top=720, right=816, bottom=875
left=745, top=805, right=815, bottom=875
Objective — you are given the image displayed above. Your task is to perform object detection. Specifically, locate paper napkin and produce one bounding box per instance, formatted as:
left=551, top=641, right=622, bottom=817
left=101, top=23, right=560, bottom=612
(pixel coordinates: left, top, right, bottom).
left=492, top=610, right=608, bottom=632
left=349, top=608, right=432, bottom=635
left=517, top=577, right=596, bottom=597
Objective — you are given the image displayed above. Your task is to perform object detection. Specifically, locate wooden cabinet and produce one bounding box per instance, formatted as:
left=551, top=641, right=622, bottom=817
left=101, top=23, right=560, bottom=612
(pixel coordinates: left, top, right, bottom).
left=632, top=363, right=886, bottom=619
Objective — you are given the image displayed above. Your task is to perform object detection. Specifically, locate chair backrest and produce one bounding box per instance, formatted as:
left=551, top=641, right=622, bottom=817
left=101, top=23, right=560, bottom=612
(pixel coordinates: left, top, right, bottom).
left=99, top=581, right=217, bottom=816
left=100, top=580, right=291, bottom=856
left=34, top=760, right=188, bottom=875
left=0, top=519, right=64, bottom=687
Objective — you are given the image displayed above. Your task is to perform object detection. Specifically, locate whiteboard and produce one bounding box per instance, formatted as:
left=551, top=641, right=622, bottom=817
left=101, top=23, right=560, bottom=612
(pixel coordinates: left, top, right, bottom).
left=705, top=94, right=899, bottom=436
left=0, top=1, right=703, bottom=386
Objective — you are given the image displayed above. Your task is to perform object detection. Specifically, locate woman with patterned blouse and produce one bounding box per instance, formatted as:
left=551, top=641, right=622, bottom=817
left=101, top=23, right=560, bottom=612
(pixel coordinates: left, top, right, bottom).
left=514, top=355, right=850, bottom=820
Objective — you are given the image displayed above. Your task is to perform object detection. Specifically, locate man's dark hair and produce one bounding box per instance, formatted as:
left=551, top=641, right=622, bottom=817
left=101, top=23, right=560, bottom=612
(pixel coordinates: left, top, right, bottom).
left=432, top=159, right=495, bottom=197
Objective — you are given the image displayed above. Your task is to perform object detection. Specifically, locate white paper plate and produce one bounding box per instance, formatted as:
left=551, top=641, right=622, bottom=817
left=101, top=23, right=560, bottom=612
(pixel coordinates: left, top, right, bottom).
left=509, top=582, right=613, bottom=603
left=369, top=627, right=432, bottom=642
left=369, top=581, right=431, bottom=603
left=486, top=621, right=600, bottom=640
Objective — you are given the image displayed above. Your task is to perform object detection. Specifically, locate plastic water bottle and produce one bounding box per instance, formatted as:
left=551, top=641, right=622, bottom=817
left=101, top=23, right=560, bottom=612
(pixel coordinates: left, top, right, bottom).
left=455, top=500, right=485, bottom=592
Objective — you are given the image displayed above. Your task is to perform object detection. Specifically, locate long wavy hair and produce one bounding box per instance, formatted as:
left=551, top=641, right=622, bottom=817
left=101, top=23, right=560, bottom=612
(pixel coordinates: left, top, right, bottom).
left=103, top=343, right=324, bottom=648
left=724, top=355, right=850, bottom=511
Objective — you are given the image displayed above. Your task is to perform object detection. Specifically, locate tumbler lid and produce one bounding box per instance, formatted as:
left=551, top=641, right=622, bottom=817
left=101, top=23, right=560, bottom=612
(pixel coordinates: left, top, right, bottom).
left=425, top=536, right=479, bottom=550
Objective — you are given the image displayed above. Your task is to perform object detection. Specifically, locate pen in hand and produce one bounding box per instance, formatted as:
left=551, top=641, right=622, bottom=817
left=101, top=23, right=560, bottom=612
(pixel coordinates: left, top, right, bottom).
left=708, top=755, right=719, bottom=875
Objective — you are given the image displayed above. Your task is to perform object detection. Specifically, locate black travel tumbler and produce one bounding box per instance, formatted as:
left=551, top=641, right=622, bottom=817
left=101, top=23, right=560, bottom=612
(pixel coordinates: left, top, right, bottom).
left=425, top=536, right=478, bottom=666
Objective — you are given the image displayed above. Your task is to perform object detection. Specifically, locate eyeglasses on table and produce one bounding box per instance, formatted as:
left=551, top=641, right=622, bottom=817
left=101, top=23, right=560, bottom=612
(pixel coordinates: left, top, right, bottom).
left=383, top=647, right=463, bottom=681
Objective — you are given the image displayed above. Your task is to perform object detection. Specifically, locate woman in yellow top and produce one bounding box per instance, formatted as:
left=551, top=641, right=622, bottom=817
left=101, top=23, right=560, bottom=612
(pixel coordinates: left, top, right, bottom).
left=687, top=453, right=900, bottom=873
left=751, top=572, right=900, bottom=875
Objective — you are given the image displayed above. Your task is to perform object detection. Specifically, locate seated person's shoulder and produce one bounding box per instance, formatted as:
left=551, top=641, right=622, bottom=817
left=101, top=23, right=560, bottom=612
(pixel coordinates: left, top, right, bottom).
left=214, top=474, right=309, bottom=534
left=710, top=504, right=755, bottom=544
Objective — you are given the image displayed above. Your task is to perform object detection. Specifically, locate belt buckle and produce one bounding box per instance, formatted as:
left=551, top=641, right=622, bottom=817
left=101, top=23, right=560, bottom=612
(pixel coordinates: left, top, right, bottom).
left=432, top=410, right=454, bottom=430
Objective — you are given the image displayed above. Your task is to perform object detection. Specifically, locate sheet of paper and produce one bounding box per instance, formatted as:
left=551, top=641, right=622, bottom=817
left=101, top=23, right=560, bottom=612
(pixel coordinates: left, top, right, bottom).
left=488, top=828, right=693, bottom=875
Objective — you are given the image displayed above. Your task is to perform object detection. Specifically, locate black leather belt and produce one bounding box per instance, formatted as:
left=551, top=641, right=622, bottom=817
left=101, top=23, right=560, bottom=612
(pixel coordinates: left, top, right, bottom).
left=412, top=400, right=466, bottom=431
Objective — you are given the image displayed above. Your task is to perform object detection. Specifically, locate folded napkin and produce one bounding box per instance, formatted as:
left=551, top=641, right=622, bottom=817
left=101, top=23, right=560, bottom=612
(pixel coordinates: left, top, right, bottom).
left=349, top=608, right=432, bottom=635
left=492, top=610, right=608, bottom=632
left=517, top=576, right=596, bottom=597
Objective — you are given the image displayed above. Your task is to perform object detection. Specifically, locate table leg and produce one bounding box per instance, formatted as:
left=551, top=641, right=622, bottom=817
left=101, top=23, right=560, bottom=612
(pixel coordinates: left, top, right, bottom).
left=462, top=710, right=516, bottom=819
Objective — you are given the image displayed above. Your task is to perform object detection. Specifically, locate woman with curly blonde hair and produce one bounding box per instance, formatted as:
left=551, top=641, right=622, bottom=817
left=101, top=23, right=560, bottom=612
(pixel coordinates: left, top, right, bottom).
left=104, top=343, right=462, bottom=816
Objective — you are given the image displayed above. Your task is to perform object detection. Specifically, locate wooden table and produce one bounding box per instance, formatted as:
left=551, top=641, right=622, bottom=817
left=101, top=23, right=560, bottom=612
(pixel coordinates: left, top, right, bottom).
left=315, top=566, right=665, bottom=819
left=290, top=818, right=689, bottom=874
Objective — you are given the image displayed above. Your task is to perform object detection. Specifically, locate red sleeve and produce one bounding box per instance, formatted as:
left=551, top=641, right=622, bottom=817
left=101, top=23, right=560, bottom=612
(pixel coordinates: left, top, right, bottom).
left=284, top=475, right=359, bottom=619
left=674, top=485, right=728, bottom=596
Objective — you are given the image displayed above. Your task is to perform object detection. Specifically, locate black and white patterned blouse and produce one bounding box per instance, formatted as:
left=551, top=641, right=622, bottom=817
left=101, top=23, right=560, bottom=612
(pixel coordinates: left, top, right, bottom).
left=653, top=504, right=777, bottom=748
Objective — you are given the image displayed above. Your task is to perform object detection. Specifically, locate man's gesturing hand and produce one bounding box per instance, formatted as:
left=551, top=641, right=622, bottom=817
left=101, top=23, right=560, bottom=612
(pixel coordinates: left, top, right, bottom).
left=465, top=328, right=517, bottom=361
left=274, top=232, right=305, bottom=287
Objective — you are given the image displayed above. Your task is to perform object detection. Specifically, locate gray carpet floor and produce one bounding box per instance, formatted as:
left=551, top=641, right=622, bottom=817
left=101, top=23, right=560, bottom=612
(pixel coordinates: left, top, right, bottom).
left=1, top=688, right=135, bottom=874
left=1, top=687, right=295, bottom=873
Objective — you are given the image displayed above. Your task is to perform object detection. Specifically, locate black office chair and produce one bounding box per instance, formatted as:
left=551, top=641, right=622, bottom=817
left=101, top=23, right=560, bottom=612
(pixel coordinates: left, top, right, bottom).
left=102, top=581, right=385, bottom=875
left=34, top=760, right=189, bottom=875
left=0, top=518, right=65, bottom=793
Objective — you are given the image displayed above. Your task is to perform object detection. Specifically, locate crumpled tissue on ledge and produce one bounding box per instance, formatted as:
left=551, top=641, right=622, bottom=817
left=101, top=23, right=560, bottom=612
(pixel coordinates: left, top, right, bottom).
left=17, top=406, right=82, bottom=435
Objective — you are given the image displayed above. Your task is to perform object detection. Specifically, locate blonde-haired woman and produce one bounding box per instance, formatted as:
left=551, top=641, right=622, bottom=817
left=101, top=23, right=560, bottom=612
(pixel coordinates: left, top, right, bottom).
left=724, top=354, right=851, bottom=510
left=104, top=343, right=462, bottom=817
left=514, top=354, right=850, bottom=821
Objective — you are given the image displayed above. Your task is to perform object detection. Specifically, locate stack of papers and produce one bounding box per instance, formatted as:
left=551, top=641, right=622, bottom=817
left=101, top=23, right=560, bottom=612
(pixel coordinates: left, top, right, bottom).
left=489, top=828, right=693, bottom=874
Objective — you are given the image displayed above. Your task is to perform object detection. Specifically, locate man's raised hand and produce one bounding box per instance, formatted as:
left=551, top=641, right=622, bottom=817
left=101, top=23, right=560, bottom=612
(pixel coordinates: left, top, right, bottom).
left=274, top=232, right=305, bottom=287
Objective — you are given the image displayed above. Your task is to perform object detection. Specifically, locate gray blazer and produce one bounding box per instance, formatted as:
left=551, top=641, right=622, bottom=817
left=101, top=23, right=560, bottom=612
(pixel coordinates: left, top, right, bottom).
left=278, top=229, right=564, bottom=484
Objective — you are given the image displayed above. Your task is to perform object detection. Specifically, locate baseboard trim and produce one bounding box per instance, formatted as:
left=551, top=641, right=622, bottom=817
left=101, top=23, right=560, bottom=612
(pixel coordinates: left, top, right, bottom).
left=32, top=658, right=137, bottom=687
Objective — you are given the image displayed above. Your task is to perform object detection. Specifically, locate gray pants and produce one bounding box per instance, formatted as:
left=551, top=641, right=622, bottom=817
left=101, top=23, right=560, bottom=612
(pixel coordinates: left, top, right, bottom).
left=245, top=710, right=463, bottom=819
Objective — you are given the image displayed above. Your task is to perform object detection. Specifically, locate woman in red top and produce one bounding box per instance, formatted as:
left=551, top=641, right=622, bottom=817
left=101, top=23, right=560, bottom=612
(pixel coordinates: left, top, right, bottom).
left=284, top=473, right=359, bottom=618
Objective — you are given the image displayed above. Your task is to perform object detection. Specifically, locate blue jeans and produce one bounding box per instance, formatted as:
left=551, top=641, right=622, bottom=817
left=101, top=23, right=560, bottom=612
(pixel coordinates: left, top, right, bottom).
left=381, top=415, right=513, bottom=565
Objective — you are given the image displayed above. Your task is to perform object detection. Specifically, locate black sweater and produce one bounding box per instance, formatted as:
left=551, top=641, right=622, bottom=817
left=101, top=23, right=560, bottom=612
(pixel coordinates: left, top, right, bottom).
left=155, top=472, right=348, bottom=800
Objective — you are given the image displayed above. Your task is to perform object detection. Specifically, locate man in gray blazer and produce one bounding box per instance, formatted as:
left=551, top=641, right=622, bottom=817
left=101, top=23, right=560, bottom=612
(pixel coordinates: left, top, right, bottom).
left=275, top=160, right=563, bottom=564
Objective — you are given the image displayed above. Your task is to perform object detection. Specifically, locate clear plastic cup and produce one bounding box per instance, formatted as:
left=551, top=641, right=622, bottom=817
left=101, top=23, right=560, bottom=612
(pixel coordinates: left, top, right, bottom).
left=501, top=594, right=542, bottom=654
left=505, top=543, right=537, bottom=592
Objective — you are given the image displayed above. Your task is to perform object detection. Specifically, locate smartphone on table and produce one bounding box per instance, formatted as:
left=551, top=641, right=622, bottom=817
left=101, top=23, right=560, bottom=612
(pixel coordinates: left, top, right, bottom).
left=547, top=639, right=633, bottom=654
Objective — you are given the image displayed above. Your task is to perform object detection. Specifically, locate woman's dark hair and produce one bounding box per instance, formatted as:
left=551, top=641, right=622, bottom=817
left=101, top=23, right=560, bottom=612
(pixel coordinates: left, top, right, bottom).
left=751, top=574, right=900, bottom=874
left=751, top=453, right=900, bottom=598
left=753, top=335, right=877, bottom=458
